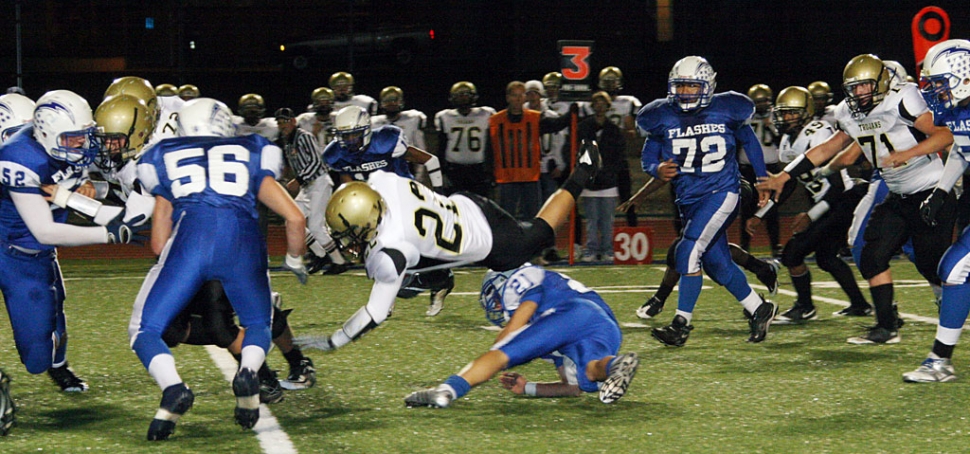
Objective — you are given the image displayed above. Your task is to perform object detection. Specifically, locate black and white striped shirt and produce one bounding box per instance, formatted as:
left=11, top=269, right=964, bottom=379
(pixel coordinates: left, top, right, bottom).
left=277, top=128, right=326, bottom=185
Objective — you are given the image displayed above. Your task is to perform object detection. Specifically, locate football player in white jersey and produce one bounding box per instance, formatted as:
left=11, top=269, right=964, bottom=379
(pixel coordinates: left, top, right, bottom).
left=598, top=66, right=641, bottom=226
left=434, top=81, right=496, bottom=196
left=233, top=93, right=278, bottom=140
left=808, top=80, right=838, bottom=125
left=740, top=84, right=784, bottom=255
left=752, top=86, right=872, bottom=324
left=329, top=71, right=378, bottom=115
left=758, top=54, right=956, bottom=344
left=297, top=87, right=336, bottom=147
left=294, top=141, right=603, bottom=352
left=372, top=86, right=432, bottom=186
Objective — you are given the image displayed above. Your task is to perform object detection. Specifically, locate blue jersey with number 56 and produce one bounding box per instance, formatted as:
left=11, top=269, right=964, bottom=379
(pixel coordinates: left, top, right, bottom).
left=136, top=134, right=283, bottom=220
left=638, top=91, right=760, bottom=205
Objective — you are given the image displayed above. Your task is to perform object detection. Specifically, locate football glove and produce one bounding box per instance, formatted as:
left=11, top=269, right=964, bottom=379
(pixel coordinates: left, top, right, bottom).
left=106, top=214, right=149, bottom=245
left=919, top=188, right=948, bottom=227
left=293, top=335, right=335, bottom=351
left=281, top=253, right=308, bottom=285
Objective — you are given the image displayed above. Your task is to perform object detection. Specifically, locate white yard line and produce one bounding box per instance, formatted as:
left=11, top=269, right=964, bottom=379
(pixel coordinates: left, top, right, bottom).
left=205, top=345, right=297, bottom=454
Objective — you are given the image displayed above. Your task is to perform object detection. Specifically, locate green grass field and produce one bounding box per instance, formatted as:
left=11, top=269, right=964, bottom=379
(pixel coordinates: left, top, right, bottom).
left=1, top=256, right=967, bottom=453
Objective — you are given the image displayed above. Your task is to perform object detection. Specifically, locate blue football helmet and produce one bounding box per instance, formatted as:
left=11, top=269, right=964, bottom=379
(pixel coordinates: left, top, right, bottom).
left=921, top=39, right=970, bottom=112
left=480, top=269, right=516, bottom=327
left=668, top=56, right=717, bottom=112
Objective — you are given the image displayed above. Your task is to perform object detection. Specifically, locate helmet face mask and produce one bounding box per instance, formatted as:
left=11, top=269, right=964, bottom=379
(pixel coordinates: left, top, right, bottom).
left=920, top=39, right=970, bottom=112
left=311, top=87, right=334, bottom=117
left=480, top=270, right=512, bottom=327
left=842, top=54, right=891, bottom=119
left=325, top=182, right=385, bottom=261
left=333, top=106, right=372, bottom=153
left=33, top=90, right=99, bottom=167
left=668, top=56, right=717, bottom=112
left=94, top=94, right=155, bottom=172
left=379, top=86, right=404, bottom=116
left=772, top=86, right=815, bottom=135
left=747, top=84, right=773, bottom=116
left=449, top=81, right=478, bottom=108
left=237, top=93, right=266, bottom=123
left=598, top=66, right=623, bottom=92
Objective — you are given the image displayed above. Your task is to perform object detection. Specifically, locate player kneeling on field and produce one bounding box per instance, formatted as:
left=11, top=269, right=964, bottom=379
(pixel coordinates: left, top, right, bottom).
left=404, top=264, right=639, bottom=407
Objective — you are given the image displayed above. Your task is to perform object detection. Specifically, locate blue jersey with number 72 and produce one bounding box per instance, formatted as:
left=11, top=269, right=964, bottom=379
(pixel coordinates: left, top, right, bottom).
left=637, top=91, right=760, bottom=205
left=136, top=134, right=283, bottom=220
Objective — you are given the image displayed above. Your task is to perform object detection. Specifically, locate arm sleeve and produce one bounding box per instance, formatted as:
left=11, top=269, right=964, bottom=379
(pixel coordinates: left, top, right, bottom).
left=11, top=192, right=108, bottom=246
left=640, top=136, right=663, bottom=178
left=736, top=125, right=767, bottom=177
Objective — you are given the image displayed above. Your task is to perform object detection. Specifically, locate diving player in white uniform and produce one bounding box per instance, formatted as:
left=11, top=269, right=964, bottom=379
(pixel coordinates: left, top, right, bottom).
left=293, top=141, right=603, bottom=352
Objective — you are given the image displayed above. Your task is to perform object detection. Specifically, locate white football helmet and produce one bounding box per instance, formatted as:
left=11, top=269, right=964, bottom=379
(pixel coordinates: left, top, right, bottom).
left=333, top=105, right=371, bottom=153
left=176, top=98, right=235, bottom=137
left=668, top=56, right=717, bottom=111
left=479, top=268, right=520, bottom=327
left=921, top=39, right=970, bottom=111
left=32, top=90, right=98, bottom=166
left=0, top=93, right=35, bottom=142
left=882, top=60, right=909, bottom=88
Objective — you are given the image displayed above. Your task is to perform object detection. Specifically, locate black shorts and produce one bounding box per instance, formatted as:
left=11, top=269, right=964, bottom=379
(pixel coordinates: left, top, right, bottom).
left=456, top=191, right=555, bottom=271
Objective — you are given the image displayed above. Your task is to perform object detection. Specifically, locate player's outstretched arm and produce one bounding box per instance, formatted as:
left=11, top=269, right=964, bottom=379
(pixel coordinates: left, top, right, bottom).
left=880, top=112, right=953, bottom=168
left=403, top=146, right=443, bottom=189
left=617, top=176, right=667, bottom=213
left=12, top=192, right=113, bottom=246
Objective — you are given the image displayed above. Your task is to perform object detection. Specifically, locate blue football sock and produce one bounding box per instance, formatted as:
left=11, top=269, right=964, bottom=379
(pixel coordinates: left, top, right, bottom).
left=676, top=275, right=703, bottom=315
left=940, top=283, right=970, bottom=330
left=443, top=375, right=471, bottom=399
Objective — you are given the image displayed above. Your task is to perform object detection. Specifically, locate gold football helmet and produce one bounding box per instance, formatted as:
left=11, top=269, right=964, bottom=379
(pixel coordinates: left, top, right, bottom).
left=178, top=84, right=200, bottom=101
left=311, top=87, right=334, bottom=106
left=104, top=76, right=158, bottom=117
left=330, top=72, right=355, bottom=101
left=93, top=94, right=156, bottom=172
left=155, top=84, right=178, bottom=97
left=448, top=81, right=478, bottom=107
left=542, top=72, right=563, bottom=101
left=598, top=66, right=623, bottom=92
left=238, top=93, right=266, bottom=118
left=325, top=181, right=385, bottom=260
left=842, top=54, right=891, bottom=117
left=747, top=84, right=773, bottom=115
left=772, top=86, right=815, bottom=135
left=379, top=86, right=404, bottom=113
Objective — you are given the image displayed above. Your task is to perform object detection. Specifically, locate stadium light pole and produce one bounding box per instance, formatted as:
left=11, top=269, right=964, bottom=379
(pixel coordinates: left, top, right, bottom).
left=15, top=0, right=23, bottom=88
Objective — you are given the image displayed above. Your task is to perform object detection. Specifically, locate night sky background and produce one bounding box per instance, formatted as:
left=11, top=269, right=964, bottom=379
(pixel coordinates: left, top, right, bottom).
left=1, top=1, right=968, bottom=116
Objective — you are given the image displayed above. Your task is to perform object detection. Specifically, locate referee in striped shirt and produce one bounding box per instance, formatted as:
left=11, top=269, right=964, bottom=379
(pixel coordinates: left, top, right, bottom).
left=275, top=108, right=349, bottom=275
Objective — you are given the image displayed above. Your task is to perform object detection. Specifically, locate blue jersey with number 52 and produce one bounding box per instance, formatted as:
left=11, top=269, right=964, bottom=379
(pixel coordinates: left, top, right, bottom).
left=136, top=134, right=283, bottom=220
left=637, top=91, right=757, bottom=205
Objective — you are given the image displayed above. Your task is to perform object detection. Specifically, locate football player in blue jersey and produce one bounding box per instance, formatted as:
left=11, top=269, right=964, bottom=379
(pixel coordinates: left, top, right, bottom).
left=404, top=264, right=639, bottom=407
left=130, top=98, right=308, bottom=440
left=0, top=90, right=146, bottom=394
left=324, top=105, right=443, bottom=189
left=903, top=39, right=970, bottom=383
left=637, top=56, right=777, bottom=347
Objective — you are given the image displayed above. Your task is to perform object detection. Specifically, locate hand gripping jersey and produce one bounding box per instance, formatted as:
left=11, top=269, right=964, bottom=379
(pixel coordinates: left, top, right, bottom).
left=834, top=83, right=943, bottom=195
left=323, top=124, right=412, bottom=180
left=637, top=91, right=758, bottom=205
left=434, top=106, right=495, bottom=165
left=136, top=134, right=282, bottom=219
left=372, top=109, right=427, bottom=150
left=778, top=119, right=854, bottom=204
left=363, top=171, right=493, bottom=276
left=0, top=126, right=88, bottom=251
